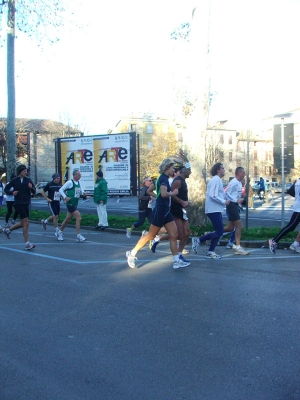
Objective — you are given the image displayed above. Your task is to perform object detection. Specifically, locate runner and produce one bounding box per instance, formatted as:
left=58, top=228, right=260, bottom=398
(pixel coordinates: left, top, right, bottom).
left=40, top=173, right=62, bottom=237
left=3, top=164, right=36, bottom=250
left=57, top=169, right=87, bottom=242
left=125, top=158, right=189, bottom=269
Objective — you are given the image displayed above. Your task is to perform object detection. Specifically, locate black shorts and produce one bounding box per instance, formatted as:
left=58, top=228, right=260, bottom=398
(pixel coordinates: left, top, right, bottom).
left=151, top=205, right=174, bottom=228
left=171, top=206, right=184, bottom=220
left=66, top=204, right=78, bottom=214
left=226, top=202, right=240, bottom=222
left=49, top=200, right=60, bottom=216
left=14, top=204, right=30, bottom=220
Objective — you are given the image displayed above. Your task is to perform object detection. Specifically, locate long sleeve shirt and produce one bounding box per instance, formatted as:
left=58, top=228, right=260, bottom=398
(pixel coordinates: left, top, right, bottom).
left=224, top=178, right=242, bottom=203
left=205, top=175, right=226, bottom=214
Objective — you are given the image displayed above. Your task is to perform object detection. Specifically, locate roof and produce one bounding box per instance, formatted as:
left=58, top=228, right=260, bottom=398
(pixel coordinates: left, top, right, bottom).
left=0, top=118, right=83, bottom=135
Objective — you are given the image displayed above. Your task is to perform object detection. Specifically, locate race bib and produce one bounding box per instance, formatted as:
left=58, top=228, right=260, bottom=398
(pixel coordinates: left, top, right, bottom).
left=75, top=187, right=81, bottom=198
left=54, top=191, right=61, bottom=201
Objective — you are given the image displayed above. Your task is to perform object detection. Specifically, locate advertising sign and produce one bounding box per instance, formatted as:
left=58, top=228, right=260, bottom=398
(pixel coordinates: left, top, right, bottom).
left=57, top=133, right=136, bottom=196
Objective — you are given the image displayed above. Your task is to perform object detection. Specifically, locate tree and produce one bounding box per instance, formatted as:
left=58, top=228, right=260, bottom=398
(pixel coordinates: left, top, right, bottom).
left=0, top=0, right=82, bottom=179
left=170, top=3, right=211, bottom=226
left=140, top=130, right=178, bottom=180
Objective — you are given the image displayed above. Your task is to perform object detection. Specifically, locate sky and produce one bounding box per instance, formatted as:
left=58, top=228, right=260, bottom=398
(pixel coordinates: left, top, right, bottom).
left=1, top=0, right=300, bottom=134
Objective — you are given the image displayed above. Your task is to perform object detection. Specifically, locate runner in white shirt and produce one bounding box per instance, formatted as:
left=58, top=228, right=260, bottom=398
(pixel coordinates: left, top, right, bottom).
left=224, top=167, right=250, bottom=255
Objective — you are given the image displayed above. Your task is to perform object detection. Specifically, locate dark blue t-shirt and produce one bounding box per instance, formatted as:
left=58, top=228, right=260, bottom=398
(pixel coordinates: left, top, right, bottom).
left=155, top=174, right=171, bottom=207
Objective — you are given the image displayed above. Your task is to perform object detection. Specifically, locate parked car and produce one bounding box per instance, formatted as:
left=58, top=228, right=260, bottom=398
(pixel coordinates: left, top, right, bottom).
left=33, top=181, right=48, bottom=197
left=269, top=182, right=282, bottom=193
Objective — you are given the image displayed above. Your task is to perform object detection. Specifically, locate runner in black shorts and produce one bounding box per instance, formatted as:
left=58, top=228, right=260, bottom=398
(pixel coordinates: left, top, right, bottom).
left=125, top=158, right=190, bottom=270
left=4, top=164, right=36, bottom=250
left=40, top=173, right=62, bottom=237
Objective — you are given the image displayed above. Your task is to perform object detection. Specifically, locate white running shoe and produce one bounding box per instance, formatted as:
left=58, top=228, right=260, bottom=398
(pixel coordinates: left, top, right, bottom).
left=3, top=228, right=11, bottom=239
left=295, top=246, right=300, bottom=254
left=234, top=246, right=250, bottom=255
left=289, top=243, right=299, bottom=251
left=268, top=239, right=276, bottom=254
left=126, top=228, right=131, bottom=238
left=192, top=237, right=200, bottom=253
left=77, top=234, right=86, bottom=242
left=0, top=225, right=3, bottom=233
left=226, top=241, right=234, bottom=249
left=25, top=242, right=36, bottom=250
left=55, top=229, right=59, bottom=237
left=173, top=259, right=189, bottom=269
left=57, top=231, right=64, bottom=241
left=141, top=230, right=148, bottom=237
left=182, top=248, right=189, bottom=255
left=206, top=251, right=222, bottom=259
left=126, top=251, right=137, bottom=268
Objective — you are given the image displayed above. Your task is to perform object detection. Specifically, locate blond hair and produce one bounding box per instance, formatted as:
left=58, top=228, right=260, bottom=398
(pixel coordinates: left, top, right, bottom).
left=158, top=158, right=175, bottom=174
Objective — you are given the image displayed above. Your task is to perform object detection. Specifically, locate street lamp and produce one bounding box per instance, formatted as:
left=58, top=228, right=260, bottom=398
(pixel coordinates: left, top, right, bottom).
left=273, top=113, right=293, bottom=228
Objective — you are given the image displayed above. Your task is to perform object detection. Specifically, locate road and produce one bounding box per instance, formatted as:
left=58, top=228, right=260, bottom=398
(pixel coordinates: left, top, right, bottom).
left=31, top=193, right=296, bottom=228
left=0, top=222, right=300, bottom=399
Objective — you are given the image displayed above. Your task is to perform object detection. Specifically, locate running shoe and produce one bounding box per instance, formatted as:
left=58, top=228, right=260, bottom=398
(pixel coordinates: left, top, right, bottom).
left=126, top=251, right=137, bottom=268
left=41, top=219, right=47, bottom=230
left=77, top=234, right=87, bottom=242
left=226, top=241, right=234, bottom=249
left=151, top=237, right=160, bottom=253
left=206, top=251, right=222, bottom=259
left=25, top=242, right=36, bottom=250
left=57, top=231, right=64, bottom=241
left=11, top=219, right=16, bottom=224
left=55, top=229, right=59, bottom=237
left=268, top=239, right=277, bottom=254
left=295, top=246, right=300, bottom=254
left=179, top=255, right=190, bottom=265
left=141, top=230, right=148, bottom=237
left=126, top=228, right=131, bottom=238
left=0, top=225, right=2, bottom=233
left=289, top=243, right=299, bottom=251
left=192, top=237, right=200, bottom=253
left=182, top=248, right=189, bottom=255
left=173, top=259, right=190, bottom=269
left=234, top=246, right=250, bottom=255
left=3, top=228, right=11, bottom=239
left=149, top=240, right=153, bottom=250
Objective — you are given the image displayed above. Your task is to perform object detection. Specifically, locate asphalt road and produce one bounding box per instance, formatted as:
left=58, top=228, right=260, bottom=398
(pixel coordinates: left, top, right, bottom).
left=1, top=222, right=300, bottom=399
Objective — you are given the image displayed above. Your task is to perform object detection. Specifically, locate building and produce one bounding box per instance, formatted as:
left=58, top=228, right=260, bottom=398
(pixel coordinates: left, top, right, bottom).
left=0, top=118, right=83, bottom=183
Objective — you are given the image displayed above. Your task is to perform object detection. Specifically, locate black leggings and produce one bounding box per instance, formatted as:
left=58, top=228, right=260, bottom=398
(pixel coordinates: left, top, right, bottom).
left=5, top=201, right=18, bottom=223
left=273, top=212, right=300, bottom=243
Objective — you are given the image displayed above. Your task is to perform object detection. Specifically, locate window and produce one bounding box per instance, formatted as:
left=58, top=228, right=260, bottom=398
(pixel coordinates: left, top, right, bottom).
left=229, top=151, right=232, bottom=162
left=219, top=151, right=224, bottom=161
left=220, top=134, right=224, bottom=144
left=147, top=124, right=153, bottom=134
left=265, top=166, right=271, bottom=176
left=229, top=135, right=232, bottom=145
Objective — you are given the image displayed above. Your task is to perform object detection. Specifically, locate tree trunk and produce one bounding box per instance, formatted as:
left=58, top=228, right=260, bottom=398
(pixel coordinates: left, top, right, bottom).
left=6, top=0, right=16, bottom=179
left=182, top=3, right=211, bottom=227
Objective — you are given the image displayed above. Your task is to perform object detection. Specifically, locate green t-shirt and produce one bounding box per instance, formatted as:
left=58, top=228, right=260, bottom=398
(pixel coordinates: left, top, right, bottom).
left=66, top=180, right=81, bottom=207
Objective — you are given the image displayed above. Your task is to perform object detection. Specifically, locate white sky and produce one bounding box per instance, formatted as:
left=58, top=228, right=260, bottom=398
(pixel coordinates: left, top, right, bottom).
left=0, top=0, right=300, bottom=134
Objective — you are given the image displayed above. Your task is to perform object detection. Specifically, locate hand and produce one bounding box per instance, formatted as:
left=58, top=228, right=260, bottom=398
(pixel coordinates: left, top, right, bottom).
left=28, top=182, right=32, bottom=189
left=172, top=189, right=179, bottom=196
left=182, top=200, right=189, bottom=208
left=225, top=200, right=230, bottom=205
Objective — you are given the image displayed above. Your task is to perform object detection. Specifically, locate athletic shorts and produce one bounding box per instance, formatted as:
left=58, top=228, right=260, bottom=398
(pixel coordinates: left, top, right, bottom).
left=49, top=200, right=60, bottom=216
left=226, top=202, right=240, bottom=222
left=151, top=205, right=174, bottom=228
left=66, top=204, right=78, bottom=214
left=14, top=204, right=30, bottom=220
left=171, top=206, right=185, bottom=220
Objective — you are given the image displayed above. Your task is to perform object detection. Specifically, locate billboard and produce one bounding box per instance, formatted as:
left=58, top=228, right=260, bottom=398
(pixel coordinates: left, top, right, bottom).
left=56, top=133, right=137, bottom=196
